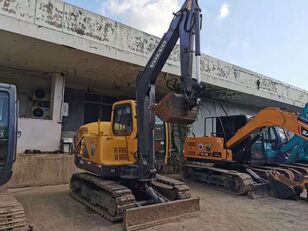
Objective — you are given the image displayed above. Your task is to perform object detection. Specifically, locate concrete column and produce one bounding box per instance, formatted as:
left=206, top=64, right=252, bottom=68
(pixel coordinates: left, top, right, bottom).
left=17, top=74, right=66, bottom=153
left=51, top=73, right=65, bottom=123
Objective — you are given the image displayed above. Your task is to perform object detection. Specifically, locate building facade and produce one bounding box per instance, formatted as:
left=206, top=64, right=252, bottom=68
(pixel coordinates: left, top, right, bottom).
left=0, top=0, right=307, bottom=155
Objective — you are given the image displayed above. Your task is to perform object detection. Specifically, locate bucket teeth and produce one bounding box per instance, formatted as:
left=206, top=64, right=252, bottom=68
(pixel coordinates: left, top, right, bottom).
left=153, top=93, right=198, bottom=124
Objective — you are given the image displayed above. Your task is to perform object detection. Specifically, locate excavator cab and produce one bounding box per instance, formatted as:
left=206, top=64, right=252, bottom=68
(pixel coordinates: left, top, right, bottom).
left=0, top=84, right=17, bottom=186
left=74, top=100, right=171, bottom=176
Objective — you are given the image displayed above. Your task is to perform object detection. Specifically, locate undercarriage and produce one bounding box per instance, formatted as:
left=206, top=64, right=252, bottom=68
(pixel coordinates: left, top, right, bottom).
left=70, top=172, right=199, bottom=230
left=183, top=160, right=308, bottom=200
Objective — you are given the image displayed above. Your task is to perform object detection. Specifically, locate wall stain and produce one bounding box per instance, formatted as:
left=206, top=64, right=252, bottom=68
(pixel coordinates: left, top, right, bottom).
left=38, top=2, right=63, bottom=28
left=102, top=22, right=114, bottom=42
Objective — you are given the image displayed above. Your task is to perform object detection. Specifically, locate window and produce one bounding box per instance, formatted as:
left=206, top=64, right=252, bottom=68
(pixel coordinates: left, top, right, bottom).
left=113, top=105, right=133, bottom=136
left=276, top=127, right=288, bottom=144
left=249, top=129, right=266, bottom=162
left=154, top=117, right=166, bottom=163
left=0, top=92, right=9, bottom=166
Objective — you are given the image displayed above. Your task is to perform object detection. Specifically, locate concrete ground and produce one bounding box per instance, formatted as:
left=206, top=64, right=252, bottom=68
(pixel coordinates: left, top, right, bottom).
left=9, top=183, right=308, bottom=231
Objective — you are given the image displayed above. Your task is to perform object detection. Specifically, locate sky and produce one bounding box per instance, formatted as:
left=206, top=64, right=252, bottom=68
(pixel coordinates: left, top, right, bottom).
left=64, top=0, right=308, bottom=91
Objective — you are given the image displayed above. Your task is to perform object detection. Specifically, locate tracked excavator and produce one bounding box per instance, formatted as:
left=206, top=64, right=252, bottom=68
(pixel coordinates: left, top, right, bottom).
left=0, top=83, right=26, bottom=230
left=70, top=0, right=205, bottom=230
left=183, top=105, right=308, bottom=200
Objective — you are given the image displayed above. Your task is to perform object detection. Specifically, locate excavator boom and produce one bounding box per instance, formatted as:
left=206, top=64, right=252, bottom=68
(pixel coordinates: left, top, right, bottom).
left=135, top=0, right=204, bottom=181
left=226, top=107, right=308, bottom=149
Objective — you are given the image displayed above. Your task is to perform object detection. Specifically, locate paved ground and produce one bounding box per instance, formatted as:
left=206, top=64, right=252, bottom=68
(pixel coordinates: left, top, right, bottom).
left=9, top=183, right=308, bottom=231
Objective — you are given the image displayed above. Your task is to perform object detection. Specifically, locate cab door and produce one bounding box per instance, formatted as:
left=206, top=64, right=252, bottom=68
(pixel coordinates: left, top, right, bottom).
left=154, top=117, right=170, bottom=169
left=0, top=84, right=17, bottom=186
left=109, top=101, right=137, bottom=165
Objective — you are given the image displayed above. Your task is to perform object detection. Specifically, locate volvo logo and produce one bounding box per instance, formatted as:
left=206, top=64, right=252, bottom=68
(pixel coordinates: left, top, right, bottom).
left=150, top=40, right=167, bottom=68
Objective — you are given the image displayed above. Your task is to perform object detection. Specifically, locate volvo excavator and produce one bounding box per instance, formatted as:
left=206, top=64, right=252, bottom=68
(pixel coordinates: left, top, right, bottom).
left=70, top=1, right=205, bottom=230
left=183, top=105, right=308, bottom=200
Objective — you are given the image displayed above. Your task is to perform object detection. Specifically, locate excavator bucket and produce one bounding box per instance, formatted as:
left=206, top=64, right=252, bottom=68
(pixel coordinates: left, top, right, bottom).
left=123, top=197, right=200, bottom=231
left=267, top=170, right=303, bottom=199
left=154, top=93, right=199, bottom=125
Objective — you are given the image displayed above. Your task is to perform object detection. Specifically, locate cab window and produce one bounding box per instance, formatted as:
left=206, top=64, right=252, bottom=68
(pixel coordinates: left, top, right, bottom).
left=113, top=105, right=133, bottom=136
left=154, top=117, right=166, bottom=163
left=276, top=127, right=288, bottom=144
left=0, top=92, right=9, bottom=166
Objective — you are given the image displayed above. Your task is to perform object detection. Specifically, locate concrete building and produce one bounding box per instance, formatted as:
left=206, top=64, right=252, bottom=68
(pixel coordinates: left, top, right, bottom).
left=0, top=0, right=307, bottom=187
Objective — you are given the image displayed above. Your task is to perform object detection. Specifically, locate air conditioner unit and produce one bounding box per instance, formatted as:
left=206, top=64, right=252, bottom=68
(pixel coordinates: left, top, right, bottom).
left=32, top=88, right=50, bottom=101
left=31, top=107, right=50, bottom=119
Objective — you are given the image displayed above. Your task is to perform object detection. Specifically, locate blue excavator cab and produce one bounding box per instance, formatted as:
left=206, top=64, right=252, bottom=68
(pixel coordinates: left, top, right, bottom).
left=0, top=83, right=17, bottom=186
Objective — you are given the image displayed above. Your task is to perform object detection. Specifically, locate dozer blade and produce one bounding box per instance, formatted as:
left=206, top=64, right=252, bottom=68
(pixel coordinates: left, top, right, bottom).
left=123, top=197, right=200, bottom=231
left=248, top=182, right=270, bottom=199
left=153, top=93, right=198, bottom=124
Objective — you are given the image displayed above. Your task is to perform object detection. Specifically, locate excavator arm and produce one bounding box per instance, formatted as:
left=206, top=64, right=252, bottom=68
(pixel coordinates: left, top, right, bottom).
left=225, top=106, right=308, bottom=149
left=136, top=0, right=205, bottom=180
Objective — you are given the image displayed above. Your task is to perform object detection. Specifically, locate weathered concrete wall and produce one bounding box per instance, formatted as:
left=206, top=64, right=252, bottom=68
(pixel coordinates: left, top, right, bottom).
left=0, top=71, right=64, bottom=153
left=7, top=154, right=78, bottom=188
left=18, top=118, right=62, bottom=153
left=17, top=74, right=64, bottom=153
left=0, top=0, right=307, bottom=108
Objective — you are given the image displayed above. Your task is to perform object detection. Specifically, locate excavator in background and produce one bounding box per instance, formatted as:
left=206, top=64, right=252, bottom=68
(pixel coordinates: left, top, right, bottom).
left=0, top=83, right=18, bottom=186
left=0, top=83, right=26, bottom=230
left=279, top=104, right=308, bottom=164
left=183, top=105, right=308, bottom=200
left=71, top=0, right=205, bottom=230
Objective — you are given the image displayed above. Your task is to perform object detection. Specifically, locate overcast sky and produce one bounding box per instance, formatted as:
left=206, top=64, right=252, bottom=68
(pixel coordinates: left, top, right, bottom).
left=64, top=0, right=308, bottom=91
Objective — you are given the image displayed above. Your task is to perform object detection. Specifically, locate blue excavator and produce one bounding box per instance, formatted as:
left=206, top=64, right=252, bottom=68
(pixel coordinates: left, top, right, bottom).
left=0, top=83, right=18, bottom=186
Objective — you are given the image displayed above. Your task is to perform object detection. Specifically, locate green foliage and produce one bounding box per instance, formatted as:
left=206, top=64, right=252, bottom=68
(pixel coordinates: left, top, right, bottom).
left=167, top=124, right=190, bottom=174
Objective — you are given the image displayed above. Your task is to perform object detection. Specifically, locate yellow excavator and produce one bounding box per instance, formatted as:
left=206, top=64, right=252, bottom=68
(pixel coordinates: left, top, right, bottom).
left=71, top=1, right=205, bottom=230
left=183, top=106, right=308, bottom=200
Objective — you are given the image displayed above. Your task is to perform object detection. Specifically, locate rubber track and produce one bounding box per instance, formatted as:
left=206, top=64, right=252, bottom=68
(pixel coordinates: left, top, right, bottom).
left=155, top=174, right=191, bottom=199
left=183, top=164, right=253, bottom=195
left=70, top=173, right=136, bottom=222
left=70, top=192, right=122, bottom=222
